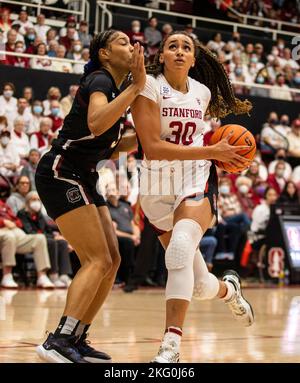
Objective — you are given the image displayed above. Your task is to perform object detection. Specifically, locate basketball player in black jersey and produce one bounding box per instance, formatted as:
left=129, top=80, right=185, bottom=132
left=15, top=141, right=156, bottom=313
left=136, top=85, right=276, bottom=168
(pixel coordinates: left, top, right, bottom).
left=35, top=30, right=146, bottom=363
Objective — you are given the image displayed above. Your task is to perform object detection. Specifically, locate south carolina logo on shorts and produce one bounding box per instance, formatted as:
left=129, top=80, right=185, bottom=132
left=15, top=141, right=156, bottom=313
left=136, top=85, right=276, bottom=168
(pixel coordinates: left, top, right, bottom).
left=66, top=187, right=82, bottom=203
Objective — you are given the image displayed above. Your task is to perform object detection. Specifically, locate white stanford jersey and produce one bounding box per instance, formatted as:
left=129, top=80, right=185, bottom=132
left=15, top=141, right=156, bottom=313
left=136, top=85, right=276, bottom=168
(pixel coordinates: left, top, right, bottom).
left=140, top=74, right=211, bottom=167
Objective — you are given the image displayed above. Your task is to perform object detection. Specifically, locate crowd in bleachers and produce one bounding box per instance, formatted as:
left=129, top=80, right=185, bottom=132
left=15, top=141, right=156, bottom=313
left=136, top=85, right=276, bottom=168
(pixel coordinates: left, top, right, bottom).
left=0, top=1, right=300, bottom=292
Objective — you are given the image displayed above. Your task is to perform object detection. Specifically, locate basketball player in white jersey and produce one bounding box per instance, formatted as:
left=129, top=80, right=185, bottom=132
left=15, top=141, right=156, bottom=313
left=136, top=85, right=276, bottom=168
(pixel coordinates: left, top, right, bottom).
left=131, top=31, right=254, bottom=363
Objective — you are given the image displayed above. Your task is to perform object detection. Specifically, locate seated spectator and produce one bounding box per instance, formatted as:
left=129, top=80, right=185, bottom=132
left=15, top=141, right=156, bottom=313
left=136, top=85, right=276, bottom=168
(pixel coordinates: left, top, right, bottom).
left=24, top=29, right=40, bottom=54
left=161, top=23, right=173, bottom=39
left=287, top=119, right=300, bottom=160
left=29, top=100, right=44, bottom=135
left=30, top=42, right=52, bottom=70
left=184, top=24, right=198, bottom=42
left=48, top=100, right=63, bottom=133
left=46, top=28, right=58, bottom=47
left=235, top=175, right=260, bottom=219
left=0, top=7, right=12, bottom=33
left=278, top=181, right=300, bottom=205
left=34, top=13, right=50, bottom=43
left=244, top=160, right=267, bottom=188
left=11, top=98, right=33, bottom=134
left=59, top=26, right=76, bottom=53
left=5, top=28, right=18, bottom=54
left=22, top=86, right=34, bottom=107
left=21, top=149, right=40, bottom=190
left=18, top=191, right=73, bottom=288
left=207, top=32, right=225, bottom=53
left=42, top=87, right=63, bottom=117
left=0, top=130, right=21, bottom=179
left=60, top=85, right=78, bottom=117
left=7, top=175, right=31, bottom=215
left=12, top=9, right=33, bottom=36
left=51, top=44, right=73, bottom=73
left=126, top=20, right=146, bottom=46
left=59, top=16, right=79, bottom=40
left=30, top=117, right=53, bottom=155
left=47, top=39, right=59, bottom=57
left=107, top=183, right=140, bottom=284
left=267, top=160, right=287, bottom=194
left=275, top=114, right=292, bottom=136
left=144, top=17, right=162, bottom=62
left=66, top=40, right=83, bottom=61
left=0, top=115, right=9, bottom=133
left=11, top=117, right=30, bottom=159
left=260, top=112, right=289, bottom=154
left=78, top=20, right=92, bottom=48
left=268, top=148, right=292, bottom=180
left=269, top=74, right=292, bottom=101
left=73, top=47, right=89, bottom=74
left=291, top=165, right=300, bottom=188
left=0, top=82, right=17, bottom=123
left=250, top=187, right=278, bottom=252
left=7, top=40, right=30, bottom=69
left=0, top=197, right=53, bottom=289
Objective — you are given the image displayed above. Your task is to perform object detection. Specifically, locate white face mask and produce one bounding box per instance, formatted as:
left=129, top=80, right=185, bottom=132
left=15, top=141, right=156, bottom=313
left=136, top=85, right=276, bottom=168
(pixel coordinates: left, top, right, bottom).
left=29, top=200, right=41, bottom=212
left=0, top=136, right=10, bottom=146
left=15, top=47, right=24, bottom=53
left=3, top=90, right=13, bottom=98
left=220, top=185, right=230, bottom=195
left=132, top=26, right=140, bottom=33
left=239, top=184, right=249, bottom=194
left=74, top=45, right=82, bottom=52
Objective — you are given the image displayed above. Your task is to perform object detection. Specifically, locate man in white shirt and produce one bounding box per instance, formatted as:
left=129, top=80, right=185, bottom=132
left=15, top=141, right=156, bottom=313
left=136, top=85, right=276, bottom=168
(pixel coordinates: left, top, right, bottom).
left=9, top=98, right=34, bottom=134
left=11, top=117, right=30, bottom=159
left=34, top=14, right=50, bottom=43
left=0, top=82, right=17, bottom=126
left=0, top=130, right=21, bottom=178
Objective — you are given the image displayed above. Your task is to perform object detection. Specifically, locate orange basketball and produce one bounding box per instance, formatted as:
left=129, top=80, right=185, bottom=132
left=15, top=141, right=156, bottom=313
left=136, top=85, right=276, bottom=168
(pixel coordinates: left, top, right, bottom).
left=209, top=124, right=256, bottom=173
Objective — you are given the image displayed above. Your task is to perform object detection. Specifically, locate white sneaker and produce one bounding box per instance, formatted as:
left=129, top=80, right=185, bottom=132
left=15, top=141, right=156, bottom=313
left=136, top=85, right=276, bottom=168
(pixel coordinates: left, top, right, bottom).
left=222, top=270, right=254, bottom=327
left=1, top=273, right=18, bottom=289
left=59, top=274, right=72, bottom=287
left=37, top=275, right=55, bottom=289
left=152, top=334, right=180, bottom=363
left=49, top=274, right=67, bottom=289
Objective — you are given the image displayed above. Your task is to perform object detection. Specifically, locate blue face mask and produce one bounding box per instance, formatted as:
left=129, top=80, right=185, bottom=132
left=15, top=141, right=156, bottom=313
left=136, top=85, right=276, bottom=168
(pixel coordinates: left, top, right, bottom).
left=33, top=105, right=43, bottom=114
left=256, top=76, right=264, bottom=84
left=28, top=34, right=35, bottom=41
left=251, top=56, right=258, bottom=63
left=294, top=77, right=300, bottom=84
left=235, top=68, right=243, bottom=76
left=51, top=107, right=60, bottom=116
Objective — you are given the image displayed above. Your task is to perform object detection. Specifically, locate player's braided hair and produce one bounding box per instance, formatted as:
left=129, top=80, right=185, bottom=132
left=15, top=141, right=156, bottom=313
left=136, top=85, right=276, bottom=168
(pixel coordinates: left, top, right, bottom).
left=81, top=29, right=118, bottom=81
left=147, top=31, right=252, bottom=119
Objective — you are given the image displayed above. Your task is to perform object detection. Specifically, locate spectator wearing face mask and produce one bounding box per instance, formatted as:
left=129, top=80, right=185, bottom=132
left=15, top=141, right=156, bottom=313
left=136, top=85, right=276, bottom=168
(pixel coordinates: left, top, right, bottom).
left=42, top=87, right=63, bottom=117
left=126, top=20, right=146, bottom=46
left=48, top=100, right=63, bottom=134
left=21, top=148, right=40, bottom=190
left=268, top=148, right=292, bottom=180
left=17, top=191, right=73, bottom=288
left=267, top=160, right=287, bottom=194
left=235, top=176, right=260, bottom=219
left=66, top=40, right=83, bottom=61
left=0, top=82, right=17, bottom=122
left=24, top=28, right=38, bottom=53
left=6, top=40, right=29, bottom=68
left=0, top=130, right=21, bottom=178
left=250, top=71, right=269, bottom=97
left=278, top=181, right=300, bottom=205
left=275, top=114, right=292, bottom=136
left=287, top=119, right=300, bottom=161
left=30, top=117, right=53, bottom=155
left=29, top=100, right=44, bottom=135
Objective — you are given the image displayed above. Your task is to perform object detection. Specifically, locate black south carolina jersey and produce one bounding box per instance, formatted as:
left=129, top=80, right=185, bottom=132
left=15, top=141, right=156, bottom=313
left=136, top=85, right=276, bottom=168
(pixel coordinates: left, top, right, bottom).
left=51, top=68, right=124, bottom=170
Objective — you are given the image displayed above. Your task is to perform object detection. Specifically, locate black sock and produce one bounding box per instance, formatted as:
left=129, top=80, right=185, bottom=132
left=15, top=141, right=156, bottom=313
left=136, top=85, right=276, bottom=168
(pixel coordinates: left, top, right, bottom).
left=54, top=316, right=80, bottom=338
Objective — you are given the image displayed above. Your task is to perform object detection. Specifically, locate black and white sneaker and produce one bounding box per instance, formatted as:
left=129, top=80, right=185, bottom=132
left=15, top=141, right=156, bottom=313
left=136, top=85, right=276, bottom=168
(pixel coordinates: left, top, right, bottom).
left=222, top=270, right=254, bottom=327
left=36, top=333, right=89, bottom=363
left=76, top=334, right=112, bottom=363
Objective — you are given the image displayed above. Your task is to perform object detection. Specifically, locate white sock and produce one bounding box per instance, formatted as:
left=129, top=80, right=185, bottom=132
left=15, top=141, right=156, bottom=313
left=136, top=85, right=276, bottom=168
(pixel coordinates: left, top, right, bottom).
left=163, top=327, right=182, bottom=347
left=222, top=281, right=235, bottom=301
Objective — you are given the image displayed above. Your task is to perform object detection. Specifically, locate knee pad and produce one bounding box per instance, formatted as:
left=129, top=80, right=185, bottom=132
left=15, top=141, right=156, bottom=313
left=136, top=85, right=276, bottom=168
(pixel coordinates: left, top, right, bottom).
left=165, top=219, right=203, bottom=271
left=165, top=219, right=204, bottom=302
left=193, top=272, right=219, bottom=300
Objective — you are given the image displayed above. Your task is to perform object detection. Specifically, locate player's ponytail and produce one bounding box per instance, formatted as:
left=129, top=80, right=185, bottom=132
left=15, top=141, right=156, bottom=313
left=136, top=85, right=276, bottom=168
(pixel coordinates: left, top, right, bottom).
left=81, top=29, right=118, bottom=81
left=147, top=31, right=252, bottom=119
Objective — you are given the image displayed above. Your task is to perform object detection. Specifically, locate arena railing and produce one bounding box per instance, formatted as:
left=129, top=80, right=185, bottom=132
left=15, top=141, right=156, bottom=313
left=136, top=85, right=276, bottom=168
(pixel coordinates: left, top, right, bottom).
left=1, top=0, right=90, bottom=28
left=96, top=0, right=299, bottom=41
left=219, top=0, right=300, bottom=34
left=1, top=50, right=300, bottom=100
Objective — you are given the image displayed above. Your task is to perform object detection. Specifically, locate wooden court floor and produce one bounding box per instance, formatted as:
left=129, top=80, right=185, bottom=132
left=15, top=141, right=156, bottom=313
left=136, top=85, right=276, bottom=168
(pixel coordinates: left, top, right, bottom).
left=0, top=286, right=300, bottom=363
